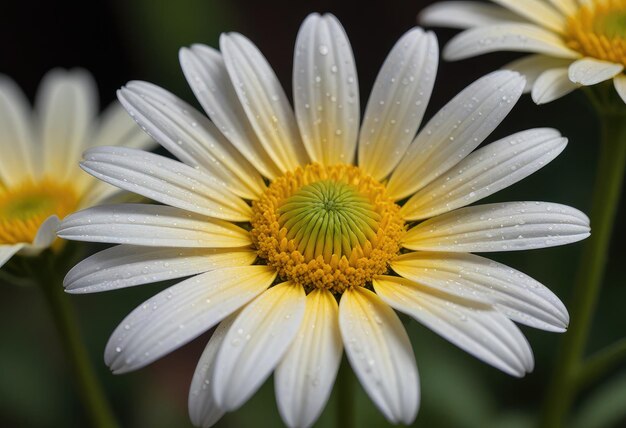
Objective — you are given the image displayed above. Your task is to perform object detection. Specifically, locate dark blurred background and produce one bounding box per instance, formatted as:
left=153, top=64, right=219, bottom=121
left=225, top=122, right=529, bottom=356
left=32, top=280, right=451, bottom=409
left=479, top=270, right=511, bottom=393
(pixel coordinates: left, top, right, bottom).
left=0, top=0, right=624, bottom=427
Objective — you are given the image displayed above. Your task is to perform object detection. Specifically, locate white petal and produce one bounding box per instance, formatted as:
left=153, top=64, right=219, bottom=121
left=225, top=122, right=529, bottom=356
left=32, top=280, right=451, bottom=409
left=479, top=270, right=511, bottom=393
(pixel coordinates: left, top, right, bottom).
left=401, top=128, right=567, bottom=220
left=614, top=74, right=626, bottom=104
left=37, top=69, right=98, bottom=181
left=374, top=276, right=534, bottom=377
left=179, top=44, right=281, bottom=179
left=105, top=265, right=276, bottom=373
left=93, top=101, right=154, bottom=150
left=81, top=146, right=252, bottom=221
left=293, top=13, right=359, bottom=165
left=490, top=0, right=566, bottom=33
left=188, top=312, right=238, bottom=428
left=568, top=58, right=624, bottom=86
left=0, top=75, right=36, bottom=185
left=403, top=201, right=590, bottom=252
left=64, top=245, right=257, bottom=293
left=212, top=282, right=306, bottom=411
left=547, top=0, right=577, bottom=16
left=220, top=33, right=309, bottom=172
left=118, top=81, right=265, bottom=200
left=58, top=204, right=251, bottom=248
left=532, top=67, right=580, bottom=104
left=339, top=287, right=419, bottom=425
left=32, top=215, right=61, bottom=248
left=0, top=244, right=24, bottom=269
left=275, top=289, right=342, bottom=428
left=387, top=71, right=525, bottom=200
left=391, top=252, right=569, bottom=331
left=358, top=28, right=439, bottom=180
left=503, top=54, right=574, bottom=92
left=419, top=1, right=524, bottom=29
left=443, top=24, right=579, bottom=61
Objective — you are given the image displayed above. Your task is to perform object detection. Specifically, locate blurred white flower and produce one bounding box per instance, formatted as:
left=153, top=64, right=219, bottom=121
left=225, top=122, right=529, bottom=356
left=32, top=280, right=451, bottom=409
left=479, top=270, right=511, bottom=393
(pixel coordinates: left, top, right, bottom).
left=421, top=0, right=626, bottom=104
left=0, top=69, right=152, bottom=268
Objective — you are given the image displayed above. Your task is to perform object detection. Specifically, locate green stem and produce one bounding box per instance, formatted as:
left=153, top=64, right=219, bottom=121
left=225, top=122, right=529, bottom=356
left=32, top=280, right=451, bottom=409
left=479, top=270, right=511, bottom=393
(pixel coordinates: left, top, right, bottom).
left=540, top=110, right=626, bottom=428
left=336, top=358, right=355, bottom=428
left=577, top=338, right=626, bottom=390
left=29, top=253, right=118, bottom=428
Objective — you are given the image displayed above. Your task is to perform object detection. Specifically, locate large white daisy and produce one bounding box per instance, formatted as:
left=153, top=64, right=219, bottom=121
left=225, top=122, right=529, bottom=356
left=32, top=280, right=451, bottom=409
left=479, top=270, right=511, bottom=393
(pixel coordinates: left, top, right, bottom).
left=0, top=69, right=152, bottom=269
left=420, top=0, right=626, bottom=104
left=58, top=14, right=590, bottom=428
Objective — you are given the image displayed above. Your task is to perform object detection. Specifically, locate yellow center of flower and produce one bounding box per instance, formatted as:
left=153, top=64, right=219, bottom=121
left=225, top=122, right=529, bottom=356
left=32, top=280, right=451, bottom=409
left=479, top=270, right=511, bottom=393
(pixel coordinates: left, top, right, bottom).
left=0, top=179, right=79, bottom=245
left=566, top=0, right=626, bottom=66
left=251, top=164, right=405, bottom=294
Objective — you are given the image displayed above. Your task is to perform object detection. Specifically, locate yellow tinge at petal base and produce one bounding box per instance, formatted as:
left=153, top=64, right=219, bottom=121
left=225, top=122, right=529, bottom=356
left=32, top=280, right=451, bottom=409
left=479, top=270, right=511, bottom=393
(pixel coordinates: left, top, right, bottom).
left=0, top=178, right=79, bottom=245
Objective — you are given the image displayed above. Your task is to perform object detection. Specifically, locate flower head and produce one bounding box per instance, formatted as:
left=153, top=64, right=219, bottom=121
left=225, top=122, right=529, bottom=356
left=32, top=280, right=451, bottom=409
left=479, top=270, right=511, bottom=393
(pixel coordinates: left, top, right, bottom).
left=59, top=14, right=590, bottom=427
left=420, top=0, right=626, bottom=104
left=0, top=69, right=152, bottom=268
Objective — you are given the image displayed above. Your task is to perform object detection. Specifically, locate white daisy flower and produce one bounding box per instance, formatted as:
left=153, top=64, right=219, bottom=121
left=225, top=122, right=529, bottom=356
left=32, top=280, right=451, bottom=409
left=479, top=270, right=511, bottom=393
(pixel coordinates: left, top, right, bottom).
left=58, top=14, right=590, bottom=428
left=0, top=69, right=152, bottom=269
left=420, top=0, right=626, bottom=104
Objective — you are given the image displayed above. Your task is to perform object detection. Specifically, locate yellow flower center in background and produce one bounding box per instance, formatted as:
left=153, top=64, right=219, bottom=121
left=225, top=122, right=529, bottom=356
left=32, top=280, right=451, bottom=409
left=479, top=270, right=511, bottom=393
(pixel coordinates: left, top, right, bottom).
left=0, top=179, right=79, bottom=245
left=566, top=0, right=626, bottom=66
left=251, top=164, right=405, bottom=294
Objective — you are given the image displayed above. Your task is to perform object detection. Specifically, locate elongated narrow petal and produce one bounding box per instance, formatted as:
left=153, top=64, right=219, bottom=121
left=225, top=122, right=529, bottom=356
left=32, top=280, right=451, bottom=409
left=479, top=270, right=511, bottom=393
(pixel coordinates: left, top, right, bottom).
left=443, top=24, right=579, bottom=61
left=387, top=71, right=525, bottom=200
left=547, top=0, right=577, bottom=16
left=37, top=69, right=97, bottom=181
left=105, top=265, right=277, bottom=373
left=339, top=287, right=419, bottom=425
left=391, top=252, right=569, bottom=331
left=179, top=45, right=281, bottom=179
left=401, top=128, right=567, bottom=220
left=31, top=215, right=60, bottom=249
left=358, top=28, right=438, bottom=180
left=568, top=58, right=624, bottom=86
left=614, top=75, right=626, bottom=104
left=419, top=1, right=524, bottom=29
left=374, top=276, right=534, bottom=377
left=532, top=68, right=580, bottom=104
left=93, top=101, right=154, bottom=150
left=503, top=54, right=574, bottom=92
left=0, top=244, right=24, bottom=269
left=212, top=282, right=306, bottom=411
left=220, top=33, right=309, bottom=172
left=293, top=13, right=359, bottom=165
left=64, top=246, right=257, bottom=293
left=58, top=204, right=251, bottom=248
left=275, top=289, right=342, bottom=428
left=81, top=147, right=252, bottom=222
left=0, top=75, right=36, bottom=185
left=188, top=313, right=239, bottom=428
left=118, top=81, right=265, bottom=200
left=490, top=0, right=565, bottom=33
left=403, top=202, right=590, bottom=252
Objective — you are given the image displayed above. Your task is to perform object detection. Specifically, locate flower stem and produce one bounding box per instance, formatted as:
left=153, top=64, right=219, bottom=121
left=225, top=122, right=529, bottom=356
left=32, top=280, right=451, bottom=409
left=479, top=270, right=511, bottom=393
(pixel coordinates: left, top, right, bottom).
left=336, top=358, right=355, bottom=428
left=30, top=253, right=118, bottom=428
left=540, top=109, right=626, bottom=427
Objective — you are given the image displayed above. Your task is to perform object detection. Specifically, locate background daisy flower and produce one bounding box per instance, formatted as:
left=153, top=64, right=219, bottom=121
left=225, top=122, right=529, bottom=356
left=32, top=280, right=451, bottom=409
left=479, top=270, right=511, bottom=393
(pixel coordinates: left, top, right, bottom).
left=420, top=0, right=626, bottom=104
left=0, top=68, right=152, bottom=269
left=59, top=14, right=589, bottom=427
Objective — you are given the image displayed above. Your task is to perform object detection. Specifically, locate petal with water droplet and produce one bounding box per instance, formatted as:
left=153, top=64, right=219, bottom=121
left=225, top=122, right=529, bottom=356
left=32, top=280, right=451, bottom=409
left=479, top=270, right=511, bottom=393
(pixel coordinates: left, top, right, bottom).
left=374, top=275, right=534, bottom=376
left=275, top=289, right=342, bottom=428
left=212, top=282, right=306, bottom=411
left=339, top=286, right=419, bottom=425
left=104, top=265, right=276, bottom=373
